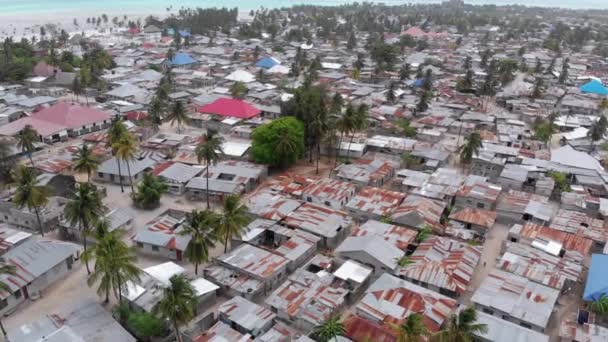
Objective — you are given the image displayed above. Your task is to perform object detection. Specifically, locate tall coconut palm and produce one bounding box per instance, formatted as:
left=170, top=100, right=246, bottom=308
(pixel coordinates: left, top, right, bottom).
left=459, top=132, right=483, bottom=169
left=275, top=127, right=301, bottom=168
left=346, top=104, right=368, bottom=161
left=63, top=183, right=102, bottom=274
left=153, top=274, right=197, bottom=342
left=0, top=264, right=16, bottom=337
left=107, top=117, right=128, bottom=193
left=73, top=144, right=100, bottom=182
left=313, top=316, right=345, bottom=342
left=434, top=306, right=487, bottom=342
left=17, top=125, right=39, bottom=166
left=588, top=116, right=608, bottom=151
left=167, top=101, right=189, bottom=134
left=309, top=110, right=328, bottom=175
left=335, top=104, right=356, bottom=168
left=179, top=209, right=219, bottom=275
left=113, top=133, right=138, bottom=193
left=195, top=131, right=224, bottom=209
left=147, top=96, right=165, bottom=131
left=391, top=313, right=429, bottom=342
left=83, top=228, right=141, bottom=303
left=12, top=166, right=50, bottom=236
left=217, top=195, right=250, bottom=253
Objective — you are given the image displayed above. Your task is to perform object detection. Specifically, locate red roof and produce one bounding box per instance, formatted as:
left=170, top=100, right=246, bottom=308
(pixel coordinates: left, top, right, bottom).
left=198, top=98, right=261, bottom=119
left=0, top=102, right=113, bottom=137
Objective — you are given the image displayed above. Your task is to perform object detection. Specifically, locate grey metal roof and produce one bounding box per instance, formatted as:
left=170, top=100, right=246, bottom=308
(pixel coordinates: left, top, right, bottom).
left=105, top=207, right=135, bottom=232
left=336, top=235, right=403, bottom=270
left=159, top=162, right=202, bottom=183
left=97, top=156, right=156, bottom=176
left=185, top=177, right=243, bottom=194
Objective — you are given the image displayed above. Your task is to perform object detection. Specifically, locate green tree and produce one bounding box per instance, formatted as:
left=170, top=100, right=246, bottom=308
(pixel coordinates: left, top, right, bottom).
left=346, top=104, right=368, bottom=161
left=167, top=101, right=189, bottom=134
left=72, top=76, right=82, bottom=102
left=335, top=105, right=356, bottom=168
left=434, top=306, right=487, bottom=342
left=459, top=132, right=483, bottom=168
left=195, top=131, right=225, bottom=209
left=531, top=78, right=544, bottom=99
left=415, top=225, right=433, bottom=243
left=588, top=116, right=607, bottom=150
left=590, top=294, right=608, bottom=315
left=559, top=58, right=569, bottom=84
left=131, top=173, right=167, bottom=209
left=230, top=81, right=248, bottom=99
left=386, top=82, right=397, bottom=103
left=391, top=313, right=429, bottom=342
left=73, top=144, right=100, bottom=182
left=416, top=91, right=431, bottom=113
left=17, top=124, right=38, bottom=166
left=128, top=312, right=166, bottom=342
left=107, top=118, right=128, bottom=193
left=549, top=171, right=571, bottom=193
left=313, top=316, right=345, bottom=342
left=12, top=166, right=50, bottom=236
left=399, top=63, right=411, bottom=80
left=64, top=183, right=102, bottom=274
left=147, top=96, right=165, bottom=131
left=113, top=134, right=138, bottom=193
left=498, top=58, right=518, bottom=85
left=0, top=265, right=16, bottom=337
left=251, top=117, right=305, bottom=167
left=533, top=118, right=555, bottom=146
left=396, top=119, right=417, bottom=138
left=83, top=228, right=141, bottom=303
left=153, top=274, right=197, bottom=342
left=180, top=209, right=219, bottom=275
left=218, top=195, right=250, bottom=253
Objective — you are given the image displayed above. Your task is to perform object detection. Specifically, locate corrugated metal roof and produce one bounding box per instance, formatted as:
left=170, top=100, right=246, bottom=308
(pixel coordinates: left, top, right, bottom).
left=219, top=296, right=275, bottom=333
left=345, top=187, right=406, bottom=217
left=353, top=220, right=417, bottom=251
left=218, top=244, right=288, bottom=280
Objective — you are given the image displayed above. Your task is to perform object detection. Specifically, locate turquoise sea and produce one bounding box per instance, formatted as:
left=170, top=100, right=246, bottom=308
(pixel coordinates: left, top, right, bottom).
left=0, top=0, right=606, bottom=15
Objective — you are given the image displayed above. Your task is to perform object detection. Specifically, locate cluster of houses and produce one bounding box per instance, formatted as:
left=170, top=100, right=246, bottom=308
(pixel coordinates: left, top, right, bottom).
left=3, top=4, right=608, bottom=342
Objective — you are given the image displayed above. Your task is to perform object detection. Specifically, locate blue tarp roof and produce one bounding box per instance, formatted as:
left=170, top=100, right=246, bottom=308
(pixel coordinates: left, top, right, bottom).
left=255, top=57, right=279, bottom=69
left=583, top=254, right=608, bottom=301
left=580, top=80, right=608, bottom=96
left=170, top=53, right=196, bottom=66
left=413, top=78, right=425, bottom=87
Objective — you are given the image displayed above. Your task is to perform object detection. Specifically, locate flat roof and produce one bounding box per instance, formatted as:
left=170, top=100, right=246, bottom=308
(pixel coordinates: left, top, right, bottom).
left=333, top=260, right=373, bottom=284
left=143, top=262, right=186, bottom=286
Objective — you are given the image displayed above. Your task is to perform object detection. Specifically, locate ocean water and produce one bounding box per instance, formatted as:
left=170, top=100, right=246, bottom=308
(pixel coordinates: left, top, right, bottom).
left=0, top=0, right=606, bottom=16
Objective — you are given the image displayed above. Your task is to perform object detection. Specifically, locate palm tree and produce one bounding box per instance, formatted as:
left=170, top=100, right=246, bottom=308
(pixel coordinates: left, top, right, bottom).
left=64, top=183, right=103, bottom=274
left=313, top=316, right=345, bottom=342
left=73, top=144, right=100, bottom=182
left=434, top=306, right=487, bottom=342
left=107, top=117, right=128, bottom=193
left=335, top=105, right=356, bottom=168
left=113, top=134, right=138, bottom=193
left=309, top=110, right=328, bottom=175
left=167, top=101, right=189, bottom=134
left=83, top=228, right=141, bottom=303
left=195, top=131, right=225, bottom=209
left=147, top=96, right=165, bottom=131
left=217, top=195, right=250, bottom=253
left=391, top=313, right=429, bottom=342
left=0, top=264, right=16, bottom=337
left=179, top=210, right=219, bottom=275
left=17, top=125, right=39, bottom=166
left=153, top=274, right=197, bottom=342
left=588, top=116, right=607, bottom=151
left=459, top=132, right=483, bottom=169
left=132, top=173, right=168, bottom=209
left=12, top=166, right=50, bottom=236
left=275, top=127, right=301, bottom=168
left=386, top=82, right=397, bottom=103
left=72, top=76, right=82, bottom=102
left=229, top=81, right=248, bottom=99
left=346, top=104, right=368, bottom=161
left=591, top=294, right=608, bottom=315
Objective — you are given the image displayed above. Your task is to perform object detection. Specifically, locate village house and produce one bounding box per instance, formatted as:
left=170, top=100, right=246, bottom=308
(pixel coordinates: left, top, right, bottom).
left=336, top=235, right=404, bottom=276
left=0, top=195, right=68, bottom=234
left=352, top=220, right=417, bottom=252
left=448, top=207, right=497, bottom=238
left=334, top=158, right=399, bottom=188
left=218, top=295, right=276, bottom=338
left=454, top=181, right=502, bottom=210
left=497, top=242, right=582, bottom=290
left=133, top=209, right=189, bottom=261
left=475, top=311, right=550, bottom=342
left=96, top=154, right=158, bottom=186
left=155, top=161, right=204, bottom=195
left=300, top=178, right=357, bottom=210
left=62, top=207, right=135, bottom=243
left=208, top=243, right=289, bottom=297
left=390, top=195, right=446, bottom=234
left=0, top=235, right=81, bottom=315
left=265, top=268, right=348, bottom=333
left=357, top=273, right=459, bottom=333
left=205, top=160, right=268, bottom=192
left=471, top=269, right=559, bottom=333
left=496, top=189, right=550, bottom=225
left=282, top=203, right=352, bottom=249
left=397, top=236, right=482, bottom=298
left=345, top=186, right=406, bottom=222
left=246, top=190, right=303, bottom=221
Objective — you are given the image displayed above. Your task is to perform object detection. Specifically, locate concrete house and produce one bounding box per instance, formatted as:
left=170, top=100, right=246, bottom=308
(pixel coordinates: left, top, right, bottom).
left=0, top=196, right=68, bottom=234
left=96, top=155, right=157, bottom=186
left=205, top=160, right=268, bottom=192
left=334, top=158, right=399, bottom=188
left=397, top=236, right=482, bottom=298
left=471, top=269, right=559, bottom=333
left=448, top=207, right=497, bottom=238
left=352, top=220, right=417, bottom=252
left=454, top=181, right=502, bottom=210
left=155, top=162, right=204, bottom=195
left=345, top=186, right=406, bottom=222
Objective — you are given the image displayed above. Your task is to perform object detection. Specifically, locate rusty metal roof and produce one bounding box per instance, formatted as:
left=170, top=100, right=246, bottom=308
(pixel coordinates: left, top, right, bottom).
left=449, top=207, right=497, bottom=229
left=283, top=203, right=352, bottom=239
left=550, top=209, right=608, bottom=243
left=218, top=243, right=289, bottom=280
left=514, top=222, right=593, bottom=262
left=345, top=187, right=406, bottom=217
left=353, top=220, right=417, bottom=251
